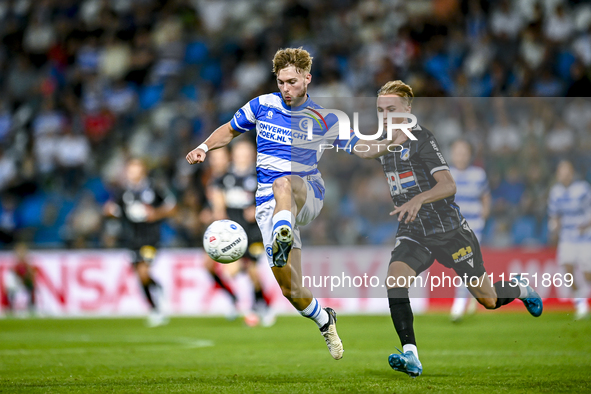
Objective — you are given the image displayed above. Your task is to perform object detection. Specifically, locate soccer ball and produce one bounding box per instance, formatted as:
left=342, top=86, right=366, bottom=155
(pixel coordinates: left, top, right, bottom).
left=203, top=220, right=248, bottom=263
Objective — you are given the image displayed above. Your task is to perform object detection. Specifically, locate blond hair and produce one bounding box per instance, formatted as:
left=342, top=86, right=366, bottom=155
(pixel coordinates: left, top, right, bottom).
left=272, top=47, right=313, bottom=75
left=377, top=80, right=414, bottom=105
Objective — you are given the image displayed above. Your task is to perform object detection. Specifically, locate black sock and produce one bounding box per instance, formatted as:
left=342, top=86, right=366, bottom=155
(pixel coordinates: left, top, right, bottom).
left=493, top=281, right=520, bottom=309
left=388, top=287, right=416, bottom=347
left=254, top=289, right=267, bottom=305
left=142, top=283, right=156, bottom=310
left=211, top=273, right=237, bottom=303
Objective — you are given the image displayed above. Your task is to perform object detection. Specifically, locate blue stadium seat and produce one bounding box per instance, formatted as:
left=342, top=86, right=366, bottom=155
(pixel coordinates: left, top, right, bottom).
left=139, top=84, right=164, bottom=110
left=184, top=41, right=208, bottom=65
left=538, top=217, right=549, bottom=245
left=160, top=222, right=177, bottom=247
left=181, top=85, right=199, bottom=101
left=511, top=216, right=538, bottom=245
left=82, top=177, right=110, bottom=204
left=16, top=193, right=47, bottom=228
left=200, top=61, right=222, bottom=87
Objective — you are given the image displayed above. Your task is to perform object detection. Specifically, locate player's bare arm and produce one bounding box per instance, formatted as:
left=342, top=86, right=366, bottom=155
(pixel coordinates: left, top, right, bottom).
left=186, top=122, right=241, bottom=164
left=481, top=191, right=492, bottom=220
left=103, top=201, right=121, bottom=217
left=390, top=170, right=456, bottom=224
left=548, top=215, right=561, bottom=244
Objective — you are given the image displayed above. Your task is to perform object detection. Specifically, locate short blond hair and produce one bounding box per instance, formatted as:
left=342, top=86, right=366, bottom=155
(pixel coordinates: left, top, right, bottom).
left=272, top=47, right=313, bottom=75
left=377, top=80, right=414, bottom=105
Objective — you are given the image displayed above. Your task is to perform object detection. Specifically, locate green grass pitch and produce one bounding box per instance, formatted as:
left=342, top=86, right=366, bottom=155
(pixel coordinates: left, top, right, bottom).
left=0, top=312, right=590, bottom=393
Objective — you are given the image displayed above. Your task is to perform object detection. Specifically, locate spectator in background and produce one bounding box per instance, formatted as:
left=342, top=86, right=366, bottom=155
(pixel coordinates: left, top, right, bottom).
left=33, top=98, right=64, bottom=136
left=544, top=4, right=573, bottom=44
left=566, top=62, right=591, bottom=97
left=0, top=0, right=587, bottom=251
left=55, top=125, right=91, bottom=193
left=492, top=166, right=525, bottom=220
left=548, top=160, right=591, bottom=320
left=0, top=194, right=18, bottom=246
left=103, top=158, right=177, bottom=327
left=449, top=140, right=491, bottom=322
left=487, top=109, right=522, bottom=166
left=546, top=118, right=575, bottom=155
left=66, top=191, right=102, bottom=248
left=0, top=147, right=16, bottom=192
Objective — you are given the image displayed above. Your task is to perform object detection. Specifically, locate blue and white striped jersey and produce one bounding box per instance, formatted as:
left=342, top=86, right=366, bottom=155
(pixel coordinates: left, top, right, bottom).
left=231, top=93, right=359, bottom=206
left=548, top=180, right=591, bottom=243
left=450, top=165, right=489, bottom=240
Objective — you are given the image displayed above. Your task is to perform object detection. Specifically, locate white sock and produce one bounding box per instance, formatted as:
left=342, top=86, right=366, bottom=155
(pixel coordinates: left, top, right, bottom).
left=575, top=298, right=588, bottom=312
left=403, top=344, right=419, bottom=359
left=299, top=298, right=329, bottom=328
left=451, top=297, right=468, bottom=316
left=518, top=284, right=528, bottom=299
left=272, top=210, right=295, bottom=234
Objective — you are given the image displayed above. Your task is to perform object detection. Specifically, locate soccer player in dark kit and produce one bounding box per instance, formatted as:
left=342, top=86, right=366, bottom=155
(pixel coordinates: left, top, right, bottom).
left=104, top=158, right=177, bottom=327
left=208, top=139, right=275, bottom=326
left=362, top=81, right=543, bottom=377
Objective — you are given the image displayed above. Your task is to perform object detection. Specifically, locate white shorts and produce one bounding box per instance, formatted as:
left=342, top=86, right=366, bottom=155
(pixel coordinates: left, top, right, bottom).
left=255, top=176, right=324, bottom=267
left=557, top=242, right=591, bottom=271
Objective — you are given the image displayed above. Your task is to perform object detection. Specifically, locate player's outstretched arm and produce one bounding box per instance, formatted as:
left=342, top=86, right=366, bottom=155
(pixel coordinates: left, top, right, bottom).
left=186, top=122, right=240, bottom=164
left=390, top=170, right=456, bottom=224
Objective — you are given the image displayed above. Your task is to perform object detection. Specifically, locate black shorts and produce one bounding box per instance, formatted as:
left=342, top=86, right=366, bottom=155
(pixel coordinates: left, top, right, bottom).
left=243, top=222, right=264, bottom=262
left=390, top=220, right=486, bottom=280
left=130, top=245, right=158, bottom=266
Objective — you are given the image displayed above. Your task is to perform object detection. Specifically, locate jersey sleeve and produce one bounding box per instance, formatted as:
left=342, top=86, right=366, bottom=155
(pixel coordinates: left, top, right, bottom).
left=333, top=129, right=360, bottom=155
left=418, top=134, right=449, bottom=175
left=323, top=113, right=360, bottom=155
left=230, top=97, right=259, bottom=133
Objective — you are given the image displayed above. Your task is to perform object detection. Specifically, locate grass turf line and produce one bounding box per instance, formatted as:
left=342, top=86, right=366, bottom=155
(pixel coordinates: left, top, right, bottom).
left=0, top=312, right=589, bottom=393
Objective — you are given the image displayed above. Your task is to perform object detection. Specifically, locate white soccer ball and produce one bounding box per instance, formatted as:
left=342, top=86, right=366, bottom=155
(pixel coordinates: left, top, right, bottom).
left=203, top=220, right=248, bottom=263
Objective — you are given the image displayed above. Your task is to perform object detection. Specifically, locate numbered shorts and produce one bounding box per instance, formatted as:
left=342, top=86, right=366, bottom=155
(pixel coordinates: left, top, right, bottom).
left=557, top=242, right=591, bottom=271
left=255, top=177, right=324, bottom=267
left=390, top=220, right=486, bottom=281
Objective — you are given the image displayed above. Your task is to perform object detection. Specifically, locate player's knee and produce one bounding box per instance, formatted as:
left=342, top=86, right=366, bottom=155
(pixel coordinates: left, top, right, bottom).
left=479, top=297, right=497, bottom=310
left=272, top=176, right=291, bottom=196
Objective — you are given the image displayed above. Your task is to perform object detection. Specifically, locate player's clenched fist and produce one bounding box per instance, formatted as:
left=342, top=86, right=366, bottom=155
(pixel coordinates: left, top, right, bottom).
left=186, top=148, right=206, bottom=164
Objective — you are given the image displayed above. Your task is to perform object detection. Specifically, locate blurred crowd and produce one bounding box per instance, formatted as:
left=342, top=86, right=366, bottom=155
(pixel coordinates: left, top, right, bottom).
left=0, top=0, right=589, bottom=249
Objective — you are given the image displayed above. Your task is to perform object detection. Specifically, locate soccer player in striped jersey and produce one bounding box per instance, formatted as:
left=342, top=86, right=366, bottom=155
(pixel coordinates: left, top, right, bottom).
left=548, top=160, right=591, bottom=320
left=449, top=139, right=491, bottom=322
left=363, top=80, right=542, bottom=377
left=186, top=48, right=394, bottom=359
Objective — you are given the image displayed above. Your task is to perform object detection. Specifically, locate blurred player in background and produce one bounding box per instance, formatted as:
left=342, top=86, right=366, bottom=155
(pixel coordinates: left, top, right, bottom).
left=200, top=147, right=241, bottom=319
left=208, top=140, right=274, bottom=326
left=104, top=158, right=177, bottom=327
left=449, top=139, right=491, bottom=322
left=362, top=81, right=542, bottom=377
left=4, top=243, right=36, bottom=315
left=548, top=160, right=591, bottom=320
